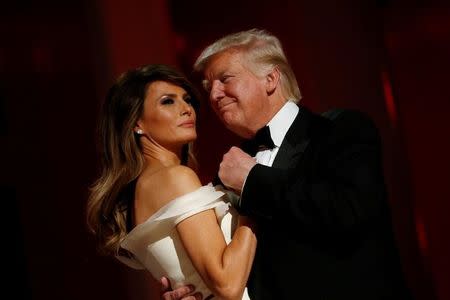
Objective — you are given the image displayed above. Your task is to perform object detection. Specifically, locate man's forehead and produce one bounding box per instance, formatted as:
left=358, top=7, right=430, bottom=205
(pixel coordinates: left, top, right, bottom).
left=204, top=58, right=226, bottom=75
left=212, top=49, right=242, bottom=65
left=203, top=68, right=225, bottom=81
left=204, top=51, right=241, bottom=77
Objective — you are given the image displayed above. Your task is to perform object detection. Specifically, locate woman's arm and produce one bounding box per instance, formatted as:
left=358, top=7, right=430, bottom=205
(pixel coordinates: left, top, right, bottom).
left=177, top=211, right=256, bottom=300
left=168, top=166, right=257, bottom=300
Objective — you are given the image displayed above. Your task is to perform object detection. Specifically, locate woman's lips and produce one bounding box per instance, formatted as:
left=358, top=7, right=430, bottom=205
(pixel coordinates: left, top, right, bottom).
left=179, top=120, right=195, bottom=127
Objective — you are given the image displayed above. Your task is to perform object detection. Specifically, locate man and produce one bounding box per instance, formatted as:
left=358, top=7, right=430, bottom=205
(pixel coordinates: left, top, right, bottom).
left=163, top=28, right=411, bottom=299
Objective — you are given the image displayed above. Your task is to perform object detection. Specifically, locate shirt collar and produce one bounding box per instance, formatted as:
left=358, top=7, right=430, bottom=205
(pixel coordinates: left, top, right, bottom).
left=266, top=100, right=299, bottom=147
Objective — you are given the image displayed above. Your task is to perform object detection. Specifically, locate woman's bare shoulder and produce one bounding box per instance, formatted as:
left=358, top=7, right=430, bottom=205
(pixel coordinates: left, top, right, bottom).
left=139, top=165, right=202, bottom=202
left=134, top=166, right=203, bottom=224
left=163, top=165, right=202, bottom=195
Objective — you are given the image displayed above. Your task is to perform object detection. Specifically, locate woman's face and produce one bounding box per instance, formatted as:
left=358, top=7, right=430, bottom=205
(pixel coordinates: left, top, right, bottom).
left=137, top=81, right=197, bottom=151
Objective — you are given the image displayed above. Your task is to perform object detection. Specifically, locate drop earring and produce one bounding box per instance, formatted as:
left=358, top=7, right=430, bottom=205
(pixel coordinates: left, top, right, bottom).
left=136, top=129, right=143, bottom=135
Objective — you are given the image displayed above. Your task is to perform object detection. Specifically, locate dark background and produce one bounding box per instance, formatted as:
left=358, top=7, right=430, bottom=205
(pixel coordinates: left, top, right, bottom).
left=1, top=0, right=449, bottom=299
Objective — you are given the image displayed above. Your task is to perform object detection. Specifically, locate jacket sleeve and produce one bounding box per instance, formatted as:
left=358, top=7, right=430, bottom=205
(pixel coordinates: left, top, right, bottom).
left=240, top=110, right=388, bottom=235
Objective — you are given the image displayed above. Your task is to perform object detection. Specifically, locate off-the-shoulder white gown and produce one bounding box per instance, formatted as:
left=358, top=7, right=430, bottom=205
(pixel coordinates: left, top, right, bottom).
left=116, top=183, right=251, bottom=300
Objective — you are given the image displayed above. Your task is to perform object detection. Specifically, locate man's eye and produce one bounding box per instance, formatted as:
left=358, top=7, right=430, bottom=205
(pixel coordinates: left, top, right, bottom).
left=202, top=80, right=211, bottom=92
left=161, top=98, right=174, bottom=105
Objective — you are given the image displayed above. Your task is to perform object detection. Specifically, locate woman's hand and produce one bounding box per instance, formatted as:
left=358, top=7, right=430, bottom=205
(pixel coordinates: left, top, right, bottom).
left=160, top=277, right=203, bottom=300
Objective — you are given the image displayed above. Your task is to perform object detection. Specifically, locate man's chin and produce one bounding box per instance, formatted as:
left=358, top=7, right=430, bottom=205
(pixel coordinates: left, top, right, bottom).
left=221, top=109, right=239, bottom=121
left=223, top=123, right=248, bottom=138
left=222, top=115, right=237, bottom=128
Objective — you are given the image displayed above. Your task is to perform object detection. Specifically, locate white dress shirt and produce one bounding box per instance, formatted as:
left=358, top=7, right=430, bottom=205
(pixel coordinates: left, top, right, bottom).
left=237, top=101, right=299, bottom=202
left=254, top=101, right=299, bottom=166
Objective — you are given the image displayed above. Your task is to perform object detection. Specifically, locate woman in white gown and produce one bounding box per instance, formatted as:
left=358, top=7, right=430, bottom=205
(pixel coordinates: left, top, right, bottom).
left=86, top=64, right=256, bottom=300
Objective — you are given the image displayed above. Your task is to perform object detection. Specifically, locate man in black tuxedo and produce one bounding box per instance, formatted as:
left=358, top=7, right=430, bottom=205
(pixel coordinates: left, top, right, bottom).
left=162, top=28, right=411, bottom=300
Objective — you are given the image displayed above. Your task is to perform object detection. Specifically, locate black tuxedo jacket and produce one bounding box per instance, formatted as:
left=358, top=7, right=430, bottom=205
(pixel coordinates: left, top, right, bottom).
left=239, top=107, right=411, bottom=300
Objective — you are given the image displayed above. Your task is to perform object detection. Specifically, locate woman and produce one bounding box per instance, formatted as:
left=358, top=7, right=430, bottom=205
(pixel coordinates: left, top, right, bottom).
left=86, top=64, right=256, bottom=300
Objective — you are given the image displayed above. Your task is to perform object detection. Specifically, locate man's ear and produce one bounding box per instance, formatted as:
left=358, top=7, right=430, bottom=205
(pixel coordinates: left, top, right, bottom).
left=265, top=67, right=281, bottom=95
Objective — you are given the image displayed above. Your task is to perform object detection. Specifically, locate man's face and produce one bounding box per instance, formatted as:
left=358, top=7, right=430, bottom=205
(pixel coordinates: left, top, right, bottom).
left=203, top=51, right=270, bottom=138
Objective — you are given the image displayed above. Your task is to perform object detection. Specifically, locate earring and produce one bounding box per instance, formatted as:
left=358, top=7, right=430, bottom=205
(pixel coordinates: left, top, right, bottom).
left=136, top=129, right=143, bottom=135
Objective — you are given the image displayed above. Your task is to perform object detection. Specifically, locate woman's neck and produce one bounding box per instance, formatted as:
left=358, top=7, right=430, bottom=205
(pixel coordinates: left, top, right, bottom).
left=140, top=142, right=182, bottom=170
left=145, top=150, right=181, bottom=168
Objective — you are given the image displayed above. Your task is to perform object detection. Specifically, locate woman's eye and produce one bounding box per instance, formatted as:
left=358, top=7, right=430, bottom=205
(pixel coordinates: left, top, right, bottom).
left=184, top=97, right=193, bottom=105
left=161, top=98, right=174, bottom=105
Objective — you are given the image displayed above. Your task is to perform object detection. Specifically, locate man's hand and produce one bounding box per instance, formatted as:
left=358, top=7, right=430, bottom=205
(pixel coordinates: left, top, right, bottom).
left=219, top=146, right=257, bottom=193
left=160, top=277, right=202, bottom=300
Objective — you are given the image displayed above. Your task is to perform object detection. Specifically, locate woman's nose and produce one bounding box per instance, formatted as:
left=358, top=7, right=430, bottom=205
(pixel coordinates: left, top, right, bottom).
left=180, top=101, right=192, bottom=116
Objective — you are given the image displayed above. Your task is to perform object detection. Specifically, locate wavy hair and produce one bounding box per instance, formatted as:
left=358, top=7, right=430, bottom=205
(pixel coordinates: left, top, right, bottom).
left=87, top=64, right=200, bottom=256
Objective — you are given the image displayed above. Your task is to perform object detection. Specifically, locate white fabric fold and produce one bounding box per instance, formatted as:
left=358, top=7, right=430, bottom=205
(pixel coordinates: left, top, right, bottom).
left=114, top=183, right=250, bottom=299
left=117, top=183, right=226, bottom=268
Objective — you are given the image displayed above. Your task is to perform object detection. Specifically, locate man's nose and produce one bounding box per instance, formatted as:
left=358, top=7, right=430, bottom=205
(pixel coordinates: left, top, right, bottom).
left=210, top=81, right=225, bottom=102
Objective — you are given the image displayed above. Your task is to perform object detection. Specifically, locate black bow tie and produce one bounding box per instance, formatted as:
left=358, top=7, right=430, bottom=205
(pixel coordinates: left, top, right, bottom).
left=249, top=126, right=275, bottom=152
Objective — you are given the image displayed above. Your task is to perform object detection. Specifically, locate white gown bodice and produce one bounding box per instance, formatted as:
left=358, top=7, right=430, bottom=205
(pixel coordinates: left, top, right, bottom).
left=116, top=183, right=251, bottom=300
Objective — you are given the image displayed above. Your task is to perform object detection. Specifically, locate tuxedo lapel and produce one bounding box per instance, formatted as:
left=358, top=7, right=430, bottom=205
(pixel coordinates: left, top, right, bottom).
left=272, top=106, right=312, bottom=169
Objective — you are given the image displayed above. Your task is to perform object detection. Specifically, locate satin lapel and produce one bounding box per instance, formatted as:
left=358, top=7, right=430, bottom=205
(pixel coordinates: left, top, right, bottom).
left=272, top=106, right=312, bottom=169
